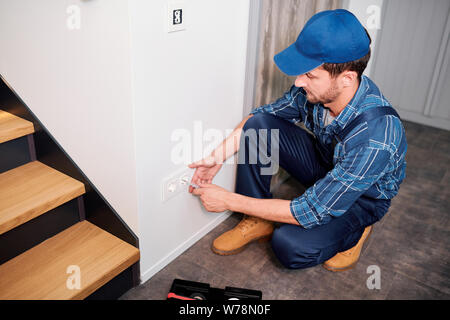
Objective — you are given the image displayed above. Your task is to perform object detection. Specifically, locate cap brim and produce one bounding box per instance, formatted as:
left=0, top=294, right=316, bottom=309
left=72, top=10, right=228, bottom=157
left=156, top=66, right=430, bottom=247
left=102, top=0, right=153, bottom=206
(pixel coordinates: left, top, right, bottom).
left=274, top=43, right=323, bottom=76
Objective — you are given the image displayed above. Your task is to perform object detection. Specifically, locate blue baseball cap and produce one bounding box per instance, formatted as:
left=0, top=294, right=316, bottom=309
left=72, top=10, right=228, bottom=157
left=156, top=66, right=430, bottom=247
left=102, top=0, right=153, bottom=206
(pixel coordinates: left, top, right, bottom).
left=274, top=9, right=370, bottom=76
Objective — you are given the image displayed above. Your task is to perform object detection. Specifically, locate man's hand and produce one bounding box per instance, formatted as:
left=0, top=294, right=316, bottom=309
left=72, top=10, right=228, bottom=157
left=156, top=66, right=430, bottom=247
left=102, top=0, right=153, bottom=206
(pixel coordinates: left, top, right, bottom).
left=191, top=182, right=298, bottom=225
left=191, top=183, right=230, bottom=212
left=188, top=155, right=223, bottom=193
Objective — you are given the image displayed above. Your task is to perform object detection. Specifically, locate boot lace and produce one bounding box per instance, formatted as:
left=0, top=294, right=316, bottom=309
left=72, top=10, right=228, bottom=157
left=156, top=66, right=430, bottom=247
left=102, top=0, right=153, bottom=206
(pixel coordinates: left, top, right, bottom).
left=238, top=217, right=258, bottom=234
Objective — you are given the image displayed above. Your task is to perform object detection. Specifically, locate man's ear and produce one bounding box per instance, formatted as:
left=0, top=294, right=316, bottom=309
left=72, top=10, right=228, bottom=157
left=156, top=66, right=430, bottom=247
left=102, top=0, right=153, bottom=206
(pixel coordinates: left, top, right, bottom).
left=341, top=70, right=358, bottom=87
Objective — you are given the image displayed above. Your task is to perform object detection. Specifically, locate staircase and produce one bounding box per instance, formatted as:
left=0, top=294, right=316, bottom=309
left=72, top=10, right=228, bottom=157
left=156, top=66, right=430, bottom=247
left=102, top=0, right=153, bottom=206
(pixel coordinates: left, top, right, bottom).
left=0, top=109, right=140, bottom=299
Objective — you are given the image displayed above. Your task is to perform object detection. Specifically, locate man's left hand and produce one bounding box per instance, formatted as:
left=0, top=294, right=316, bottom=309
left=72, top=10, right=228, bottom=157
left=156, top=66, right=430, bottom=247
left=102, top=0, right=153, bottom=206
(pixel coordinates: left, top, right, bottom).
left=191, top=183, right=230, bottom=212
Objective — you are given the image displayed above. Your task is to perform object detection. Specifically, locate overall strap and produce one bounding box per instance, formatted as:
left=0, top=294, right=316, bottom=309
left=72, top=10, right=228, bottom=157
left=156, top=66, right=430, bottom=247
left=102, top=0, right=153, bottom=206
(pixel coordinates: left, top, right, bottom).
left=336, top=106, right=400, bottom=142
left=306, top=102, right=315, bottom=127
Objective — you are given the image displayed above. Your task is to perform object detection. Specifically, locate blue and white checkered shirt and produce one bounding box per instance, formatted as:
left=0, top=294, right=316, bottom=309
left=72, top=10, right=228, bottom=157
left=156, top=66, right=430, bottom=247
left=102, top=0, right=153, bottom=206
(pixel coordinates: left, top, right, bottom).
left=249, top=75, right=407, bottom=228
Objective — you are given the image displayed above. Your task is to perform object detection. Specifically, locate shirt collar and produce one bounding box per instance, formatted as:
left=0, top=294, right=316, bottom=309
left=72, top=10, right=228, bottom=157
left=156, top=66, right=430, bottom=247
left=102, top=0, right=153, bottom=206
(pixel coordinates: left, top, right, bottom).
left=321, top=75, right=370, bottom=133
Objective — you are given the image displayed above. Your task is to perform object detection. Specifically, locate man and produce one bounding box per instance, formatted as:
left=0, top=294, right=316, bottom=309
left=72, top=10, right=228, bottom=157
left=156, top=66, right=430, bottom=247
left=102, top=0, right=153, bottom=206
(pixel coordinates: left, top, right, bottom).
left=189, top=9, right=407, bottom=271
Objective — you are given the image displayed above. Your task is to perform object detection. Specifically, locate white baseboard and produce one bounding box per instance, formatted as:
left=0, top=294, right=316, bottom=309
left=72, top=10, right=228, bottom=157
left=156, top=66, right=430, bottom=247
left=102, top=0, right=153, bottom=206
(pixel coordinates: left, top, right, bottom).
left=139, top=211, right=232, bottom=284
left=398, top=108, right=450, bottom=131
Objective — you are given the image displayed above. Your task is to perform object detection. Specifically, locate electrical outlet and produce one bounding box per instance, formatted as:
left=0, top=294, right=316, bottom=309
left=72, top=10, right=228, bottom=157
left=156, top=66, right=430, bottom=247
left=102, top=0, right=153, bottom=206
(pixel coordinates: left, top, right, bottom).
left=167, top=1, right=186, bottom=33
left=161, top=167, right=195, bottom=202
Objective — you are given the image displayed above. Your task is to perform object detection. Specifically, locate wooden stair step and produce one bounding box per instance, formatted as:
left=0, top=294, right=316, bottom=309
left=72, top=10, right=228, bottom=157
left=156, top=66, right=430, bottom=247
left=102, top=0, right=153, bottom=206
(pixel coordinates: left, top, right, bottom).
left=0, top=110, right=34, bottom=144
left=0, top=161, right=85, bottom=235
left=0, top=220, right=140, bottom=299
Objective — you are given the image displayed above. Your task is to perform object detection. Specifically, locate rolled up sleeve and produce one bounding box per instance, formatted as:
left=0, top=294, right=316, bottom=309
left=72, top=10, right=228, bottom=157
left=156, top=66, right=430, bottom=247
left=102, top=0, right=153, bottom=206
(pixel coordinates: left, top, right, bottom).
left=250, top=85, right=306, bottom=124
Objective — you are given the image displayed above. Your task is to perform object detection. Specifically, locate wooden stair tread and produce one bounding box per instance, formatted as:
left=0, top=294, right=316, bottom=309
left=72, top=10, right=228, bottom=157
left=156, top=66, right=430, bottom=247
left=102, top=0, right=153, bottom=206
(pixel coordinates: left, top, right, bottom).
left=0, top=161, right=86, bottom=235
left=0, top=110, right=34, bottom=143
left=0, top=220, right=140, bottom=299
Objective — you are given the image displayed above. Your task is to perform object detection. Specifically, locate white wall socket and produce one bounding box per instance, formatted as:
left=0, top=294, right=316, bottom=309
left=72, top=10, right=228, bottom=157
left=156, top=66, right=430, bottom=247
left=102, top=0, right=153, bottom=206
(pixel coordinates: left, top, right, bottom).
left=161, top=167, right=195, bottom=202
left=167, top=1, right=186, bottom=33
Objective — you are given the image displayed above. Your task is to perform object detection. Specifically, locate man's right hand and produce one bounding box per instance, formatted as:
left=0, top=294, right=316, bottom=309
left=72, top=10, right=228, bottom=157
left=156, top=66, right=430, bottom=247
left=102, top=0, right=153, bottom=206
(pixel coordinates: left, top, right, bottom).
left=188, top=155, right=223, bottom=193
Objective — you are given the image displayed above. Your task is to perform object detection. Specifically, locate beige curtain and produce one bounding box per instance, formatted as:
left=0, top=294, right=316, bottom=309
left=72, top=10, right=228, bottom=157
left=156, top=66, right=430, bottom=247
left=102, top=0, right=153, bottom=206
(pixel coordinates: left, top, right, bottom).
left=254, top=0, right=342, bottom=108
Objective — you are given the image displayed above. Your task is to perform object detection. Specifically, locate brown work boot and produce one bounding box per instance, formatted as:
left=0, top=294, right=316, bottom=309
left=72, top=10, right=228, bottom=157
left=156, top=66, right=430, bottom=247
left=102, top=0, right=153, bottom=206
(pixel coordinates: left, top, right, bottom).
left=322, top=225, right=373, bottom=272
left=212, top=216, right=274, bottom=255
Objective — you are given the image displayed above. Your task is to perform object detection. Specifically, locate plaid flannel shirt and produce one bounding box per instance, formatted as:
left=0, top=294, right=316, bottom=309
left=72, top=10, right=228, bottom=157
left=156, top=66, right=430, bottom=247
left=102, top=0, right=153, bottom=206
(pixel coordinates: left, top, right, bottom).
left=249, top=75, right=407, bottom=228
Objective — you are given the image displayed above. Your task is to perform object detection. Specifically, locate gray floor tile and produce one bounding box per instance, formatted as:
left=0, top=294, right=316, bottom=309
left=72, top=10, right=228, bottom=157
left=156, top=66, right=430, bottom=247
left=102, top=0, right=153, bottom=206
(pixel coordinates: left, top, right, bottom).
left=385, top=273, right=449, bottom=300
left=405, top=145, right=448, bottom=184
left=404, top=121, right=444, bottom=151
left=363, top=210, right=450, bottom=295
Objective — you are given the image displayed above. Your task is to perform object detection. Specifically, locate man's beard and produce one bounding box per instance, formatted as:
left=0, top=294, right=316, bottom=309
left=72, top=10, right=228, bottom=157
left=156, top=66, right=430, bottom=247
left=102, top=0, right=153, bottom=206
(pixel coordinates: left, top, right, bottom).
left=306, top=82, right=340, bottom=105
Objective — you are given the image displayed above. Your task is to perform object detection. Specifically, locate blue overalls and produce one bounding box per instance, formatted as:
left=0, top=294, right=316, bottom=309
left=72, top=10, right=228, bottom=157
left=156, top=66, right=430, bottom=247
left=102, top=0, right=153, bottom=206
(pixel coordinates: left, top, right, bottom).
left=235, top=107, right=398, bottom=269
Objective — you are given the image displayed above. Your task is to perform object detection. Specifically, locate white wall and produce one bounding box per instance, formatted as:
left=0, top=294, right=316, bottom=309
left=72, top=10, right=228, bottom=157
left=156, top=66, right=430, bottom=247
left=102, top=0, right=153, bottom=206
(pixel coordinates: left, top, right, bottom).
left=128, top=0, right=251, bottom=282
left=369, top=0, right=450, bottom=130
left=0, top=0, right=139, bottom=233
left=0, top=0, right=252, bottom=282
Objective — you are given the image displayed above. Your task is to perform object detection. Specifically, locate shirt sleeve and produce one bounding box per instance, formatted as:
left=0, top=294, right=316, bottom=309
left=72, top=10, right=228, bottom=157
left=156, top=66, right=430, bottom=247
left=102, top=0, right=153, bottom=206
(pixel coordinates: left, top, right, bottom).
left=290, top=144, right=391, bottom=228
left=249, top=85, right=307, bottom=124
